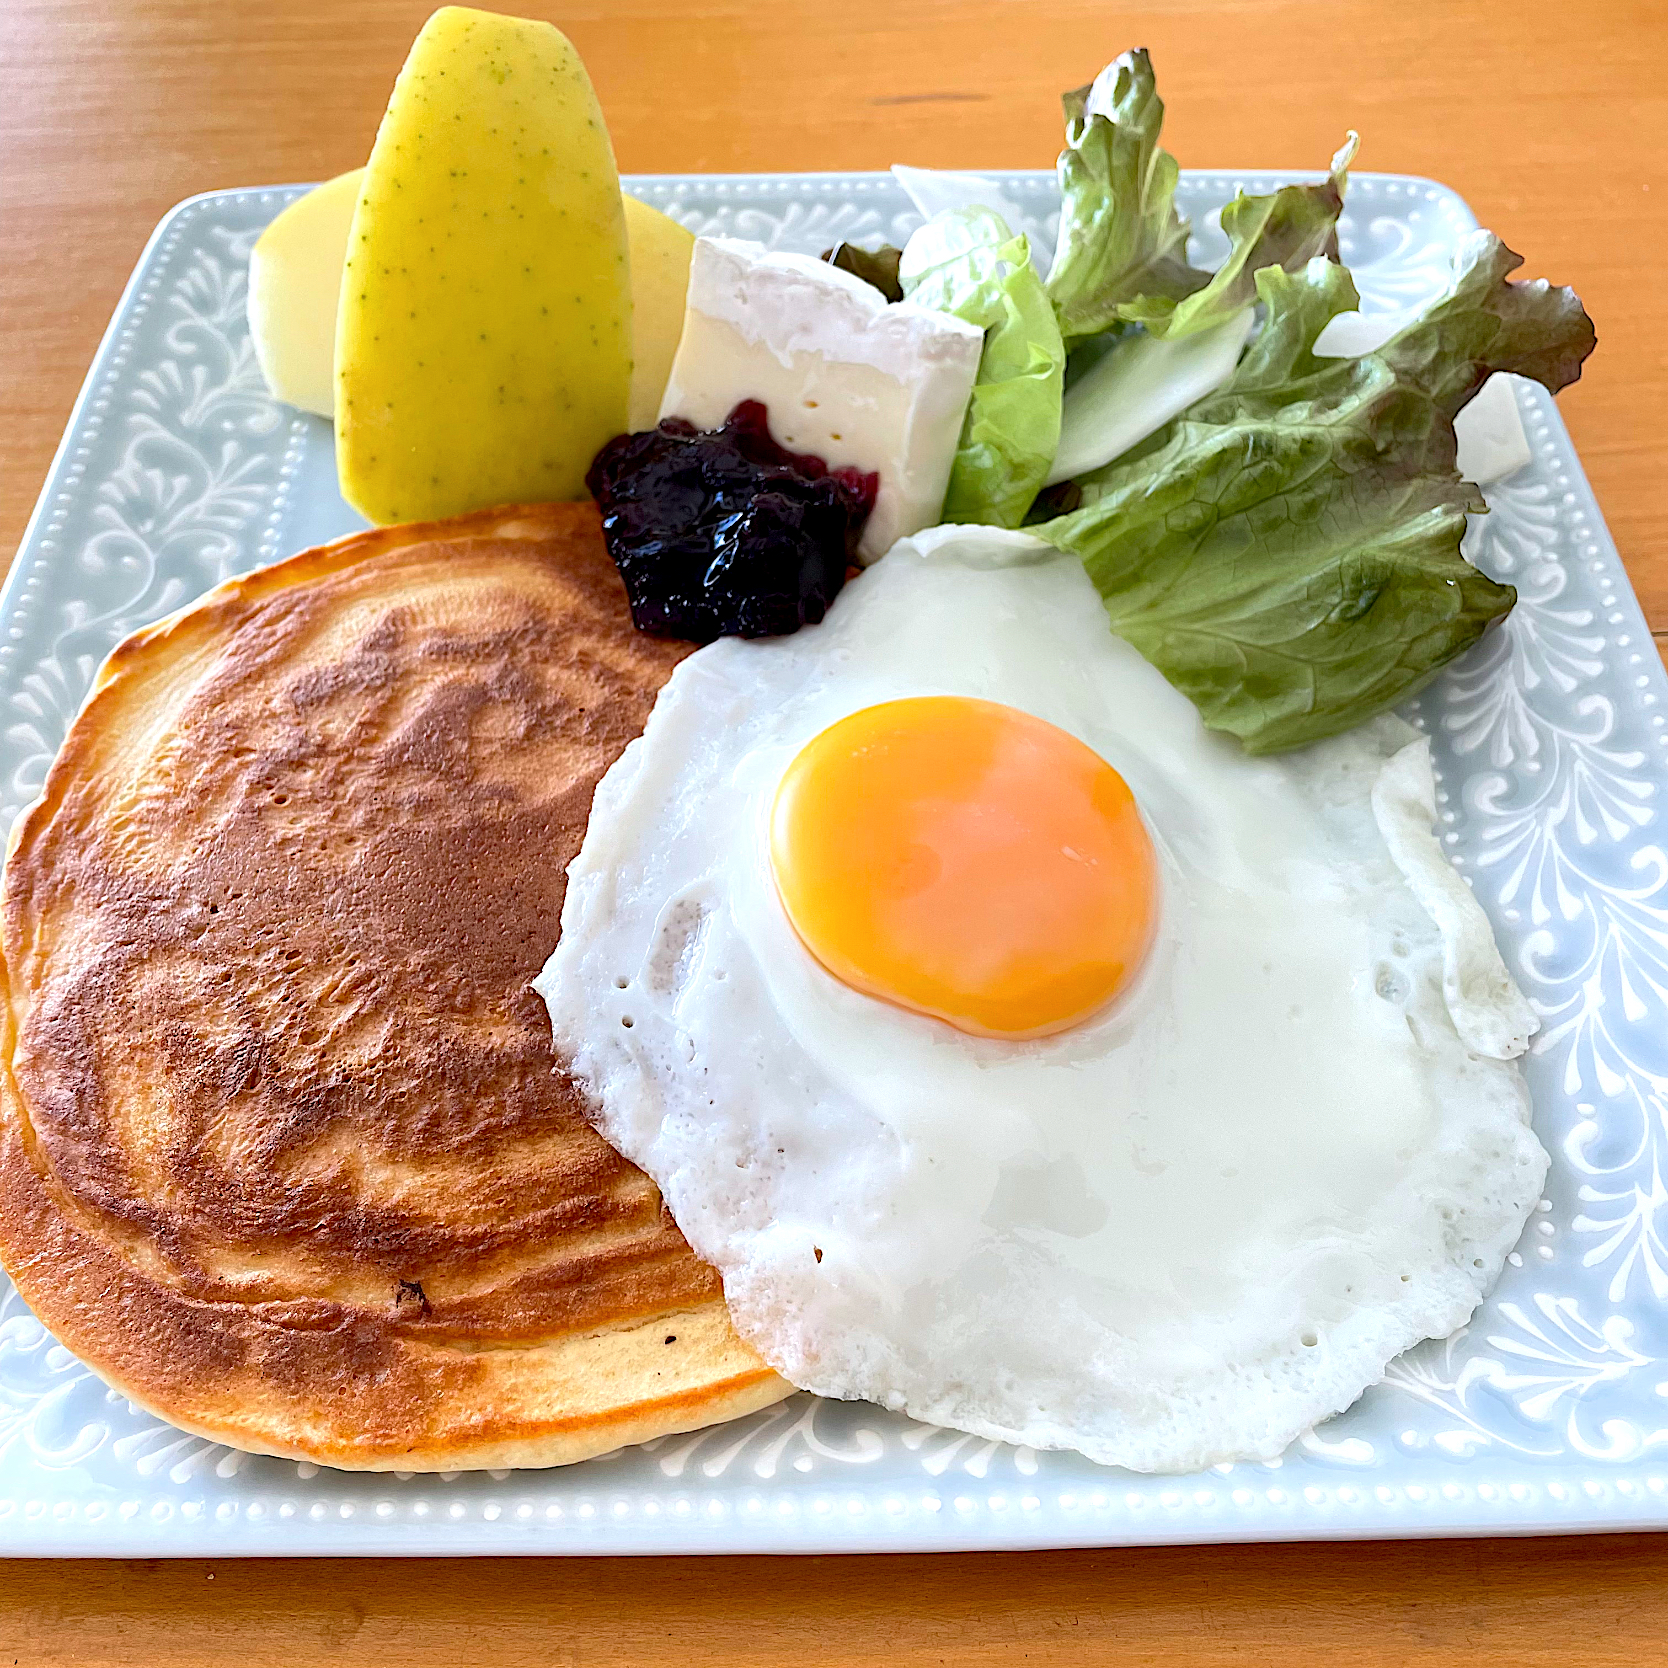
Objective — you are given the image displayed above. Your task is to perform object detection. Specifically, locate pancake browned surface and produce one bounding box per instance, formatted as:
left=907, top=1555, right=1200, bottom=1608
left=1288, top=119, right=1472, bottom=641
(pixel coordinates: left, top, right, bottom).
left=0, top=501, right=789, bottom=1471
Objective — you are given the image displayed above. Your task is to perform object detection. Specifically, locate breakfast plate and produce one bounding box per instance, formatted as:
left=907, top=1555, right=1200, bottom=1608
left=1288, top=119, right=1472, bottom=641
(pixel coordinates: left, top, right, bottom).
left=1, top=165, right=1664, bottom=1554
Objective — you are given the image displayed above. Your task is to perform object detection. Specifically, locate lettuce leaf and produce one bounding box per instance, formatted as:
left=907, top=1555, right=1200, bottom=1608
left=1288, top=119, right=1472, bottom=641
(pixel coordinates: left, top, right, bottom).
left=1124, top=135, right=1356, bottom=340
left=821, top=242, right=904, bottom=302
left=1044, top=50, right=1203, bottom=344
left=1045, top=48, right=1354, bottom=345
left=1032, top=234, right=1597, bottom=753
left=900, top=207, right=1067, bottom=528
left=890, top=166, right=1048, bottom=271
left=1047, top=305, right=1254, bottom=485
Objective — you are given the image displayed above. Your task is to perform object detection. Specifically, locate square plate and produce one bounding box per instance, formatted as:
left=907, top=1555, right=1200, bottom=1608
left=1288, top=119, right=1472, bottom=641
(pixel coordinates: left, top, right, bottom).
left=2, top=170, right=1665, bottom=1555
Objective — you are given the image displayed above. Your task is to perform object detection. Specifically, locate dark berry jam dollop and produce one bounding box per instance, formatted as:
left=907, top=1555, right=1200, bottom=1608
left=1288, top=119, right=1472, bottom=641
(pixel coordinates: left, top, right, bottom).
left=585, top=400, right=878, bottom=642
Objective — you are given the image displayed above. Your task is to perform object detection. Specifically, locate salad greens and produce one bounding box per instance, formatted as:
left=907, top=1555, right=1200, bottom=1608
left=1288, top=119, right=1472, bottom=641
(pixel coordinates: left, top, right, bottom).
left=1122, top=136, right=1355, bottom=340
left=1047, top=305, right=1254, bottom=485
left=1044, top=50, right=1352, bottom=346
left=821, top=241, right=905, bottom=303
left=867, top=48, right=1596, bottom=753
left=899, top=208, right=1067, bottom=528
left=1043, top=50, right=1204, bottom=345
left=1031, top=236, right=1597, bottom=753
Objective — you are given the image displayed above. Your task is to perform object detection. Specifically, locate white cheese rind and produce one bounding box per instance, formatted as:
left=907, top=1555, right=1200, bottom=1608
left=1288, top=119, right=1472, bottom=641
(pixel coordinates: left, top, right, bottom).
left=658, top=237, right=983, bottom=562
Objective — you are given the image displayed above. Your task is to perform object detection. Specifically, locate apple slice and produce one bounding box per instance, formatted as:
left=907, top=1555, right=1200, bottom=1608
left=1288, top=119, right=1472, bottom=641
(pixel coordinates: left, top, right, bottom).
left=249, top=173, right=691, bottom=440
left=622, top=196, right=695, bottom=431
left=335, top=6, right=630, bottom=524
left=247, top=168, right=364, bottom=418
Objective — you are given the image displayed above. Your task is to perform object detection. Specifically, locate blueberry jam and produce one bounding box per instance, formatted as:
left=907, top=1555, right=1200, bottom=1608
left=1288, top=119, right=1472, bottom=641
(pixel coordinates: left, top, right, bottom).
left=585, top=400, right=878, bottom=642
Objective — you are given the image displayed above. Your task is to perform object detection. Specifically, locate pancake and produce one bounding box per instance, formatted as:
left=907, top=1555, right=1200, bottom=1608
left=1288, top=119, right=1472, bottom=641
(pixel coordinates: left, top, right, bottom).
left=0, top=501, right=790, bottom=1471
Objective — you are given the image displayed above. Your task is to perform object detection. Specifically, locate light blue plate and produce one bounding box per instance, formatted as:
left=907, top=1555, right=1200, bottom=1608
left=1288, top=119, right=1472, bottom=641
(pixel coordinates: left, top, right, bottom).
left=2, top=171, right=1664, bottom=1554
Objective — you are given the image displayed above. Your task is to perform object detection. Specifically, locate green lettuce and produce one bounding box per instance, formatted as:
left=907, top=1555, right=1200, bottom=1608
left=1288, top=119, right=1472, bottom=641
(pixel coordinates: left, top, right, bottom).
left=1044, top=50, right=1204, bottom=344
left=1032, top=233, right=1597, bottom=753
left=1045, top=49, right=1354, bottom=344
left=900, top=207, right=1066, bottom=528
left=821, top=241, right=904, bottom=303
left=1124, top=136, right=1355, bottom=340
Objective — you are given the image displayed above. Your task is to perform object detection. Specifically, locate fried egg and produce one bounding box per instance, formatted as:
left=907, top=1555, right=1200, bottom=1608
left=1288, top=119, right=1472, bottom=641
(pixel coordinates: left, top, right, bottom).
left=536, top=526, right=1548, bottom=1472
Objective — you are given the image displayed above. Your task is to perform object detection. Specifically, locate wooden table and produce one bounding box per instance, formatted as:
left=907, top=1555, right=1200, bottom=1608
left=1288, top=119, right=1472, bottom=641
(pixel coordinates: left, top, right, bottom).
left=2, top=0, right=1665, bottom=1660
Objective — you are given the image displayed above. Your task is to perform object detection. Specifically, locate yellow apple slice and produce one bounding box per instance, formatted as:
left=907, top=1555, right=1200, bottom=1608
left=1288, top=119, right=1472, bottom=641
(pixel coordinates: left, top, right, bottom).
left=247, top=169, right=364, bottom=417
left=335, top=6, right=631, bottom=524
left=622, top=195, right=695, bottom=431
left=250, top=176, right=689, bottom=436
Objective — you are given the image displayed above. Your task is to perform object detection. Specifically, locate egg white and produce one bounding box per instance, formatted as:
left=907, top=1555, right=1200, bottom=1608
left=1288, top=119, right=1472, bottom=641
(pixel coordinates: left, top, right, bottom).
left=537, top=527, right=1547, bottom=1472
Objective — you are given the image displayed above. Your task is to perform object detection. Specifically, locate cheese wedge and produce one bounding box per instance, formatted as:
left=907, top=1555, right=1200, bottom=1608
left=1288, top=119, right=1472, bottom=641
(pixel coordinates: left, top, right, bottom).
left=335, top=6, right=630, bottom=523
left=659, top=237, right=983, bottom=562
left=247, top=169, right=364, bottom=419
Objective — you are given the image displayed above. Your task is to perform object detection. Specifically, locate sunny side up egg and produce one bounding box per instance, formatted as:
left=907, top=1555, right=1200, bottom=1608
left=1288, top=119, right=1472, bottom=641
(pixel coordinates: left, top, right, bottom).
left=771, top=696, right=1159, bottom=1038
left=536, top=526, right=1550, bottom=1473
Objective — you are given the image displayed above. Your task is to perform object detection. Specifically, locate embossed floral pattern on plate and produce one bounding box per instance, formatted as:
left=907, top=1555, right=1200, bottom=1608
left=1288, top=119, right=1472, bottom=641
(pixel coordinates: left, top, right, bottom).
left=0, top=173, right=1664, bottom=1553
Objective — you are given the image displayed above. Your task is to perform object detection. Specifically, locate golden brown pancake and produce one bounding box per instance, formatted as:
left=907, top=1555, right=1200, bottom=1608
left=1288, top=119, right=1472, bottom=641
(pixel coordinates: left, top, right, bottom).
left=0, top=501, right=790, bottom=1471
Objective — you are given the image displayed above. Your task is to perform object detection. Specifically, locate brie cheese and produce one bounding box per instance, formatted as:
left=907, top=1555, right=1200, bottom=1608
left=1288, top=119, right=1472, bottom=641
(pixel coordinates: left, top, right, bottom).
left=658, top=237, right=984, bottom=562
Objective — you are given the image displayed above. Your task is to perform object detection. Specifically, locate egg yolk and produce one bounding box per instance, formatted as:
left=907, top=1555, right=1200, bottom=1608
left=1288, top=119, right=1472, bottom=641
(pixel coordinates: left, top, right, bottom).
left=769, top=697, right=1158, bottom=1038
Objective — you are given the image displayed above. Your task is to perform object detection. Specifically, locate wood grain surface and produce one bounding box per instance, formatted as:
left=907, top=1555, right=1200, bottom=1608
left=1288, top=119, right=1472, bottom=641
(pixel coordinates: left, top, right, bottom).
left=4, top=1536, right=1668, bottom=1666
left=2, top=0, right=1666, bottom=1660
